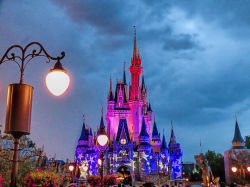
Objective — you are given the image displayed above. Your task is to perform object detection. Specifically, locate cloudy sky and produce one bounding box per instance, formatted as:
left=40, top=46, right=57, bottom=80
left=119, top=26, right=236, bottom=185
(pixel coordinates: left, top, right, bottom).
left=0, top=0, right=250, bottom=161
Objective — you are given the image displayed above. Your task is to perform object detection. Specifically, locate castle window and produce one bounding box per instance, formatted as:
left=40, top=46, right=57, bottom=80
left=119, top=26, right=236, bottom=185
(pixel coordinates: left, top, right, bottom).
left=119, top=102, right=122, bottom=107
left=121, top=138, right=126, bottom=145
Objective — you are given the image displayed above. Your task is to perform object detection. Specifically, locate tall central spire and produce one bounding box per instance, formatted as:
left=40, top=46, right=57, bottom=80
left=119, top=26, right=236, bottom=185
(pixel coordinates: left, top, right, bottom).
left=133, top=26, right=137, bottom=60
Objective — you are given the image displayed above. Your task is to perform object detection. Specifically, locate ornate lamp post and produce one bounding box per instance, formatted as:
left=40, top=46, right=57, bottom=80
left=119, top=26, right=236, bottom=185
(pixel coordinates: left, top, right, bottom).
left=96, top=125, right=109, bottom=187
left=68, top=163, right=75, bottom=183
left=0, top=42, right=70, bottom=187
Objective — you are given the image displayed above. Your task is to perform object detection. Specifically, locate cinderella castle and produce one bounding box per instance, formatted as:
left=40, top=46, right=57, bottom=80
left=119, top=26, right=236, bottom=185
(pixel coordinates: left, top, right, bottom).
left=75, top=29, right=183, bottom=182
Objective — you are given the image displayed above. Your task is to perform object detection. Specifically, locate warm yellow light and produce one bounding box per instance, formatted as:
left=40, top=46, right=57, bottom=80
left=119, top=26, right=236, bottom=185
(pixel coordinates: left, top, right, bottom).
left=247, top=166, right=250, bottom=172
left=231, top=167, right=237, bottom=173
left=45, top=69, right=70, bottom=96
left=97, top=134, right=108, bottom=146
left=98, top=158, right=102, bottom=166
left=121, top=139, right=126, bottom=144
left=69, top=165, right=74, bottom=171
left=83, top=165, right=88, bottom=172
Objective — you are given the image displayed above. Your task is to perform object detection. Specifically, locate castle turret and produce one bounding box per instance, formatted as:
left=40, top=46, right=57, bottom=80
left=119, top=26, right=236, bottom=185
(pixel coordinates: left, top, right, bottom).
left=168, top=121, right=183, bottom=179
left=152, top=116, right=161, bottom=153
left=141, top=74, right=147, bottom=104
left=78, top=120, right=89, bottom=146
left=232, top=119, right=246, bottom=149
left=138, top=117, right=152, bottom=180
left=139, top=117, right=150, bottom=143
left=97, top=108, right=105, bottom=135
left=128, top=27, right=144, bottom=143
left=129, top=27, right=142, bottom=100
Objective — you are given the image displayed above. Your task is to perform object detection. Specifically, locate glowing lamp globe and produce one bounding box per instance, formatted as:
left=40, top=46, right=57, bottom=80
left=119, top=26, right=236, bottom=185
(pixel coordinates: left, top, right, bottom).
left=98, top=158, right=102, bottom=166
left=69, top=165, right=74, bottom=172
left=97, top=134, right=109, bottom=147
left=46, top=61, right=70, bottom=96
left=83, top=165, right=88, bottom=172
left=231, top=167, right=237, bottom=173
left=247, top=166, right=250, bottom=172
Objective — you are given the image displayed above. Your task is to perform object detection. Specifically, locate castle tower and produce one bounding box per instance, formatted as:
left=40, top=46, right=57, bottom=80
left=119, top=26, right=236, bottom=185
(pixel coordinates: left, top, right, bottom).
left=138, top=117, right=152, bottom=180
left=129, top=27, right=142, bottom=101
left=224, top=118, right=249, bottom=185
left=128, top=27, right=144, bottom=143
left=168, top=121, right=183, bottom=179
left=151, top=116, right=161, bottom=153
left=232, top=118, right=246, bottom=149
left=78, top=120, right=89, bottom=147
left=106, top=76, right=115, bottom=139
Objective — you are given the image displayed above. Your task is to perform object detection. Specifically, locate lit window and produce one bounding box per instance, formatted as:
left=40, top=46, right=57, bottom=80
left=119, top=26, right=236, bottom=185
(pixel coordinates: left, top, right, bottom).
left=119, top=103, right=122, bottom=107
left=121, top=139, right=126, bottom=144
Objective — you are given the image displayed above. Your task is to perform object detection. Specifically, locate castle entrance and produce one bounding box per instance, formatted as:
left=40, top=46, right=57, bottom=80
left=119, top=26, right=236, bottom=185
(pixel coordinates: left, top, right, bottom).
left=116, top=166, right=132, bottom=185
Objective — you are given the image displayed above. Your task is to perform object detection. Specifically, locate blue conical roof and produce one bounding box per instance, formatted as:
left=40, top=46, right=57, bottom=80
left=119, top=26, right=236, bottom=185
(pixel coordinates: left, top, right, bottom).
left=152, top=120, right=159, bottom=136
left=139, top=117, right=149, bottom=137
left=123, top=63, right=127, bottom=85
left=79, top=122, right=88, bottom=141
left=232, top=120, right=244, bottom=143
left=89, top=128, right=93, bottom=136
left=109, top=91, right=114, bottom=101
left=147, top=102, right=152, bottom=112
left=161, top=134, right=167, bottom=150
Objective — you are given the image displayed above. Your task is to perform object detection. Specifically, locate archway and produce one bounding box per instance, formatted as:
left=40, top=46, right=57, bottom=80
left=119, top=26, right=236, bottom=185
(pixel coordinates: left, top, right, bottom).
left=117, top=166, right=132, bottom=185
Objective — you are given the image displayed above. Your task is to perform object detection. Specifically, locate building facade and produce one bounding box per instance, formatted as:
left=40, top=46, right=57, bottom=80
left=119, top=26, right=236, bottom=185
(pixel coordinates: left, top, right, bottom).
left=75, top=30, right=183, bottom=181
left=224, top=119, right=250, bottom=185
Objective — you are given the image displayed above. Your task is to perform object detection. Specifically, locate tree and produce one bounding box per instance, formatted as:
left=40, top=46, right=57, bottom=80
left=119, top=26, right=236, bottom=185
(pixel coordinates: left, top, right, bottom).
left=0, top=135, right=44, bottom=186
left=245, top=135, right=250, bottom=149
left=204, top=150, right=225, bottom=182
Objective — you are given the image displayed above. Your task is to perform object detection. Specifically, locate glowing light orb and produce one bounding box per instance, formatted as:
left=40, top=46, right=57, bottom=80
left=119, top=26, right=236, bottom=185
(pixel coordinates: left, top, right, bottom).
left=98, top=158, right=102, bottom=166
left=46, top=69, right=70, bottom=96
left=231, top=167, right=237, bottom=173
left=247, top=166, right=250, bottom=172
left=83, top=165, right=88, bottom=172
left=69, top=165, right=74, bottom=171
left=97, top=134, right=108, bottom=146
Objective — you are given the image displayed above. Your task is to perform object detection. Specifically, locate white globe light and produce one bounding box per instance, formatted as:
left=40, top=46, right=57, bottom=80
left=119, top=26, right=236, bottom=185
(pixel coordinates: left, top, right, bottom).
left=98, top=158, right=102, bottom=166
left=83, top=166, right=88, bottom=172
left=97, top=134, right=108, bottom=146
left=69, top=165, right=74, bottom=171
left=231, top=167, right=237, bottom=173
left=247, top=166, right=250, bottom=172
left=46, top=69, right=70, bottom=96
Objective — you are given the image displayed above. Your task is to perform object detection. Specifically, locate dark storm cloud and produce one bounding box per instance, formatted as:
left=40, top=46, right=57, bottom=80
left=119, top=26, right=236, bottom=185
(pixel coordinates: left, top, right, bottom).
left=163, top=34, right=201, bottom=51
left=53, top=0, right=132, bottom=35
left=0, top=0, right=250, bottom=161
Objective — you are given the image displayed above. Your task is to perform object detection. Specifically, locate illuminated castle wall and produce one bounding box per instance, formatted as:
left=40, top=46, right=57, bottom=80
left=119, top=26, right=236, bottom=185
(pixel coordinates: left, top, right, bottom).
left=75, top=30, right=183, bottom=181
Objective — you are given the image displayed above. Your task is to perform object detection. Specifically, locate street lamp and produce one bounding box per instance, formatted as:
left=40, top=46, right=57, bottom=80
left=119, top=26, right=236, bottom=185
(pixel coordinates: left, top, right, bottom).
left=247, top=166, right=250, bottom=172
left=231, top=166, right=237, bottom=173
left=96, top=125, right=109, bottom=187
left=0, top=42, right=70, bottom=187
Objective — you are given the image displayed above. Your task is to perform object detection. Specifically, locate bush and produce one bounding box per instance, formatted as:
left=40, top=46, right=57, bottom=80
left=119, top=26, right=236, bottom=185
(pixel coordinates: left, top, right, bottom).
left=87, top=175, right=101, bottom=186
left=24, top=169, right=62, bottom=187
left=103, top=174, right=117, bottom=186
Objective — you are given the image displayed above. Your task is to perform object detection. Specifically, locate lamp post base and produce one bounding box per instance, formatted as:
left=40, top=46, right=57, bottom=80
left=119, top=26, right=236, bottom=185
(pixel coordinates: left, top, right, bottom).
left=10, top=138, right=19, bottom=187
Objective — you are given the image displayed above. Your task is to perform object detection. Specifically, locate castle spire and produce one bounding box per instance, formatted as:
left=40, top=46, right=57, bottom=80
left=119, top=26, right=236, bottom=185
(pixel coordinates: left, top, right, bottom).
left=147, top=99, right=152, bottom=111
left=79, top=118, right=88, bottom=141
left=109, top=75, right=112, bottom=93
left=108, top=75, right=114, bottom=101
left=169, top=120, right=176, bottom=146
left=232, top=118, right=245, bottom=149
left=133, top=26, right=137, bottom=60
left=152, top=116, right=159, bottom=136
left=161, top=128, right=167, bottom=150
left=123, top=62, right=127, bottom=85
left=99, top=107, right=105, bottom=130
left=139, top=117, right=149, bottom=137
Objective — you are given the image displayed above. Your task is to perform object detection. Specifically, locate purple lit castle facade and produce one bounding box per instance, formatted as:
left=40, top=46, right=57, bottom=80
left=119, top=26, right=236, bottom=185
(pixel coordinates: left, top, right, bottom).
left=75, top=30, right=183, bottom=181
